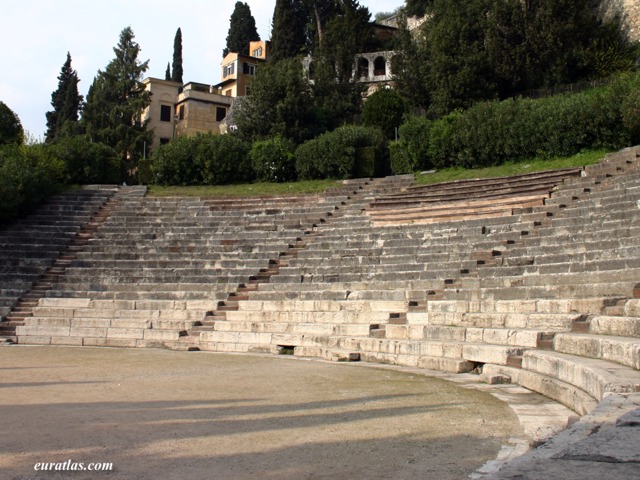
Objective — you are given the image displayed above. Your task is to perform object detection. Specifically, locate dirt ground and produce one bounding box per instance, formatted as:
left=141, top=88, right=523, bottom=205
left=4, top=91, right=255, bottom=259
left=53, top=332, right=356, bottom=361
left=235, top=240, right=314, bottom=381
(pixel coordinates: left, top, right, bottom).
left=0, top=346, right=521, bottom=480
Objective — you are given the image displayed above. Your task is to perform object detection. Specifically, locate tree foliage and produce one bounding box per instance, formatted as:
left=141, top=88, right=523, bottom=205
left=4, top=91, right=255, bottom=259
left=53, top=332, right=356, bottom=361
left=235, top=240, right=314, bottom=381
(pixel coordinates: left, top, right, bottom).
left=295, top=125, right=388, bottom=180
left=362, top=88, right=409, bottom=139
left=45, top=53, right=83, bottom=143
left=81, top=27, right=152, bottom=183
left=149, top=133, right=251, bottom=186
left=224, top=2, right=260, bottom=57
left=234, top=58, right=319, bottom=145
left=0, top=144, right=65, bottom=223
left=311, top=0, right=373, bottom=129
left=270, top=0, right=309, bottom=62
left=391, top=73, right=639, bottom=171
left=423, top=0, right=497, bottom=116
left=250, top=135, right=297, bottom=182
left=390, top=17, right=431, bottom=110
left=405, top=0, right=429, bottom=18
left=395, top=0, right=638, bottom=115
left=172, top=27, right=183, bottom=83
left=0, top=101, right=24, bottom=146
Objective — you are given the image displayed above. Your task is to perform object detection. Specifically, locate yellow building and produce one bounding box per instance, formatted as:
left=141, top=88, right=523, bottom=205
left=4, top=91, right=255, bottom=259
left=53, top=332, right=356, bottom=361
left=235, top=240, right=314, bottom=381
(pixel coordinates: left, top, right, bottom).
left=215, top=41, right=269, bottom=97
left=142, top=78, right=234, bottom=150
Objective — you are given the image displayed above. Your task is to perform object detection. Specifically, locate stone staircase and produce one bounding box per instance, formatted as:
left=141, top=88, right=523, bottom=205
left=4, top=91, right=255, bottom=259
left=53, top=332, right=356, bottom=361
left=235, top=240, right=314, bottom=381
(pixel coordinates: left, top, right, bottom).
left=0, top=186, right=119, bottom=343
left=3, top=147, right=640, bottom=420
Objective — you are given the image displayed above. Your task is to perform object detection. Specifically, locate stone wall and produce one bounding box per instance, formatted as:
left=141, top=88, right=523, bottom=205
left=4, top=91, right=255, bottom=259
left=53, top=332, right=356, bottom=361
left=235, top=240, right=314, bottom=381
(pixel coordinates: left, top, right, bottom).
left=623, top=0, right=640, bottom=41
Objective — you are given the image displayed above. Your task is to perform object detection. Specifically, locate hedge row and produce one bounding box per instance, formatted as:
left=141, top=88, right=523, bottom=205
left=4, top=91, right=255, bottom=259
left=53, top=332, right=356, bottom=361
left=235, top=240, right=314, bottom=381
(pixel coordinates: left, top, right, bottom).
left=0, top=145, right=66, bottom=223
left=147, top=125, right=389, bottom=186
left=391, top=73, right=640, bottom=173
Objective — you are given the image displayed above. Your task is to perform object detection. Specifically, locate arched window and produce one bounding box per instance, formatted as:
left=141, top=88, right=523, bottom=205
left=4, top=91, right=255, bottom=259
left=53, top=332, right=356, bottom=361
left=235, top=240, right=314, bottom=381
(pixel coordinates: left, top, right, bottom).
left=358, top=58, right=369, bottom=79
left=374, top=56, right=386, bottom=77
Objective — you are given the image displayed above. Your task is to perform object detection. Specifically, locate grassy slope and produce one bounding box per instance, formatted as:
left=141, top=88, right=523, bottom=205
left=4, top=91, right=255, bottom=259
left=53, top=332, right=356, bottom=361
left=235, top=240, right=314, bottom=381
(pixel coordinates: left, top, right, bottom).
left=414, top=149, right=609, bottom=185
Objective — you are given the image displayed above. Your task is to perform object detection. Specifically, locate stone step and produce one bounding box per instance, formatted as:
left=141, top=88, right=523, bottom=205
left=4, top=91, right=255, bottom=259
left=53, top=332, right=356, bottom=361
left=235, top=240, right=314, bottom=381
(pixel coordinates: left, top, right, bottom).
left=520, top=350, right=640, bottom=401
left=482, top=364, right=598, bottom=415
left=553, top=332, right=640, bottom=369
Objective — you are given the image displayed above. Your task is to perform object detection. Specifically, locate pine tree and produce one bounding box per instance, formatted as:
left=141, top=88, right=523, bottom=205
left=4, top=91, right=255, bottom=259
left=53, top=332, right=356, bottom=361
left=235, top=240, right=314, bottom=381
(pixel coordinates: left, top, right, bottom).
left=172, top=28, right=183, bottom=83
left=270, top=0, right=308, bottom=62
left=45, top=52, right=83, bottom=142
left=223, top=2, right=260, bottom=57
left=81, top=27, right=152, bottom=183
left=165, top=62, right=171, bottom=81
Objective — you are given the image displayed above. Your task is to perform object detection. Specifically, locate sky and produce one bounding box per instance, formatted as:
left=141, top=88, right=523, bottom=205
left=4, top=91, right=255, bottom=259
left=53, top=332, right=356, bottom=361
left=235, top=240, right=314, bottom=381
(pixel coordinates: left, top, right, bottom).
left=1, top=0, right=403, bottom=140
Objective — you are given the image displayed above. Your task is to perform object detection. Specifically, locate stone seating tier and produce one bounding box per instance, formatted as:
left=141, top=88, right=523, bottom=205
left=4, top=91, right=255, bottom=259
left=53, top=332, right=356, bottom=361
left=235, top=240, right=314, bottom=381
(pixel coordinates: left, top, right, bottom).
left=5, top=149, right=640, bottom=423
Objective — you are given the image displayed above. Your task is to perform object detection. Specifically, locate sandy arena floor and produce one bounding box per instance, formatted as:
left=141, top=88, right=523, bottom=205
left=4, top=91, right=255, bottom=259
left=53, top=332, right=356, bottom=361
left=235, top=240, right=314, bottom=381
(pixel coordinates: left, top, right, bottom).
left=0, top=346, right=522, bottom=480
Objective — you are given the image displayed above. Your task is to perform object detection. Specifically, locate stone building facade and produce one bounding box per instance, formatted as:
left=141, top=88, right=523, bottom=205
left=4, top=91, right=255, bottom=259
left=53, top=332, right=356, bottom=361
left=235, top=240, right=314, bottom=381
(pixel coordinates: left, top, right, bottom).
left=142, top=78, right=233, bottom=150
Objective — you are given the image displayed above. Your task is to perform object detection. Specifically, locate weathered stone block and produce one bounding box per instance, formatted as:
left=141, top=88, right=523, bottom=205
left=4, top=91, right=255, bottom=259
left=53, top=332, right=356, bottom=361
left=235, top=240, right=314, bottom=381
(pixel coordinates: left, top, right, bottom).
left=106, top=328, right=144, bottom=339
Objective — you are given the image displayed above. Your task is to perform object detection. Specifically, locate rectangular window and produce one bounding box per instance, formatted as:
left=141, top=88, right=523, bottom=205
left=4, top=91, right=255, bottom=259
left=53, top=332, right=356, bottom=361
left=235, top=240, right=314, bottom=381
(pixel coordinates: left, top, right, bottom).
left=224, top=63, right=235, bottom=78
left=216, top=107, right=227, bottom=122
left=178, top=105, right=184, bottom=120
left=252, top=47, right=262, bottom=58
left=160, top=105, right=172, bottom=122
left=243, top=63, right=256, bottom=75
left=160, top=137, right=170, bottom=145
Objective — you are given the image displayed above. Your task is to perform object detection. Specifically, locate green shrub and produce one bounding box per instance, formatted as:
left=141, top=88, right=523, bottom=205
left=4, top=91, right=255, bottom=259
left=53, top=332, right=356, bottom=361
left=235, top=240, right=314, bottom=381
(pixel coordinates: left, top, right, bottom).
left=0, top=144, right=65, bottom=223
left=197, top=134, right=252, bottom=185
left=51, top=136, right=119, bottom=184
left=622, top=89, right=640, bottom=144
left=401, top=73, right=639, bottom=169
left=250, top=136, right=297, bottom=182
left=149, top=134, right=252, bottom=186
left=150, top=136, right=199, bottom=185
left=295, top=125, right=388, bottom=180
left=389, top=116, right=433, bottom=174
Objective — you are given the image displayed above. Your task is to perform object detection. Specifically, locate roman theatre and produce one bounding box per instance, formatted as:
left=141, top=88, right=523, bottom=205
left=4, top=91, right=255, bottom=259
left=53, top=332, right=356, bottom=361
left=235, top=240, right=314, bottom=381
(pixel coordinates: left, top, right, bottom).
left=2, top=148, right=640, bottom=479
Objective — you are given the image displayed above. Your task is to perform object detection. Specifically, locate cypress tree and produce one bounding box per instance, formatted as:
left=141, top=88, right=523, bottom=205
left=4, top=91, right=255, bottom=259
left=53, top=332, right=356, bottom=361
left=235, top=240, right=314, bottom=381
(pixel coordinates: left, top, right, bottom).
left=172, top=27, right=183, bottom=83
left=165, top=62, right=171, bottom=81
left=270, top=0, right=308, bottom=62
left=223, top=2, right=260, bottom=57
left=81, top=27, right=152, bottom=183
left=45, top=52, right=83, bottom=142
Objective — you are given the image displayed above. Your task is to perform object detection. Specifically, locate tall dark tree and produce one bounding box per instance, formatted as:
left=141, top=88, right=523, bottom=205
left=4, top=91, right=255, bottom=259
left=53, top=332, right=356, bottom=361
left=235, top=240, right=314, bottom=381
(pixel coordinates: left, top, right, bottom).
left=391, top=17, right=431, bottom=109
left=304, top=0, right=341, bottom=51
left=45, top=53, right=83, bottom=142
left=312, top=0, right=374, bottom=128
left=423, top=0, right=496, bottom=116
left=223, top=2, right=260, bottom=57
left=270, top=0, right=308, bottom=61
left=165, top=62, right=171, bottom=81
left=0, top=101, right=24, bottom=145
left=81, top=27, right=152, bottom=183
left=171, top=27, right=183, bottom=83
left=405, top=0, right=429, bottom=17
